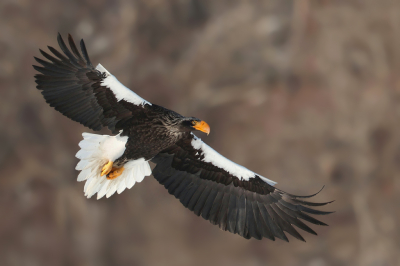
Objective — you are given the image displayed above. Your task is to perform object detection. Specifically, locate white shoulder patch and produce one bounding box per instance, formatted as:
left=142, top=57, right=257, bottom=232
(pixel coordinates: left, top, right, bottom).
left=96, top=63, right=151, bottom=106
left=190, top=134, right=276, bottom=185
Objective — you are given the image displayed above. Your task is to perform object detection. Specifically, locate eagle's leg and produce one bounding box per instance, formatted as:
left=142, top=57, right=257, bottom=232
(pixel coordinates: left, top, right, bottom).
left=107, top=167, right=125, bottom=180
left=101, top=161, right=113, bottom=176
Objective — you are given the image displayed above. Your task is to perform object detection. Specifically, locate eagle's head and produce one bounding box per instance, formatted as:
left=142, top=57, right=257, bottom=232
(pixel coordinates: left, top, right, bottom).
left=179, top=117, right=210, bottom=135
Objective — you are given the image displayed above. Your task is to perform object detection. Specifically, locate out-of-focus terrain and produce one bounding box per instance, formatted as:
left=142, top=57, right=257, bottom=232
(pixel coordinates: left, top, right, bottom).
left=1, top=0, right=400, bottom=265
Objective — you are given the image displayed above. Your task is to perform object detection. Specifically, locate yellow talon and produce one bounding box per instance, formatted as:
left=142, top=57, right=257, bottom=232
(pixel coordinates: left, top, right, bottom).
left=107, top=167, right=125, bottom=180
left=101, top=161, right=113, bottom=176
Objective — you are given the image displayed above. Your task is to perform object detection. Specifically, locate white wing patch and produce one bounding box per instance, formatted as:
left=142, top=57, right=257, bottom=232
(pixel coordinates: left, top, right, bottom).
left=75, top=132, right=152, bottom=199
left=96, top=64, right=151, bottom=106
left=190, top=134, right=276, bottom=185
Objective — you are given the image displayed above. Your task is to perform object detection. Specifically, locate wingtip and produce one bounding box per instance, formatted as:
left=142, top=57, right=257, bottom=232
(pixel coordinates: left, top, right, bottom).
left=68, top=33, right=74, bottom=43
left=296, top=234, right=306, bottom=242
left=300, top=185, right=325, bottom=198
left=282, top=185, right=327, bottom=199
left=291, top=198, right=335, bottom=207
left=293, top=235, right=306, bottom=242
left=57, top=33, right=66, bottom=47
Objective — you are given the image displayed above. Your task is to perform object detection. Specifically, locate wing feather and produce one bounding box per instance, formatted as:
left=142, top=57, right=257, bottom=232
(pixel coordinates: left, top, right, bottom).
left=151, top=134, right=333, bottom=241
left=33, top=33, right=151, bottom=133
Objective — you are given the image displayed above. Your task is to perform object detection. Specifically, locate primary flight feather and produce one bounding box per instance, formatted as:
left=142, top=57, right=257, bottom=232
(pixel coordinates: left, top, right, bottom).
left=33, top=33, right=333, bottom=241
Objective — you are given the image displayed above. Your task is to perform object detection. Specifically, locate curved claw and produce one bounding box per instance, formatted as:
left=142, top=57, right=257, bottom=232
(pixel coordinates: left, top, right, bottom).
left=101, top=161, right=113, bottom=176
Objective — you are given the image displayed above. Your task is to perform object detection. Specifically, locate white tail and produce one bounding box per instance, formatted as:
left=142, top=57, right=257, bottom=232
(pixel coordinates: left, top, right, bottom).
left=75, top=132, right=152, bottom=199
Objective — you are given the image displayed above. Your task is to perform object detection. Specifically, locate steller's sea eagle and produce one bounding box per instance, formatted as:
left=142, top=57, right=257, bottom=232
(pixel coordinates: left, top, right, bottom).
left=33, top=33, right=333, bottom=241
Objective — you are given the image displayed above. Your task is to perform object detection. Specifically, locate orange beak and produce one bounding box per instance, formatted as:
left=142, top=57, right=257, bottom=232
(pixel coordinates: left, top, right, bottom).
left=193, top=121, right=210, bottom=135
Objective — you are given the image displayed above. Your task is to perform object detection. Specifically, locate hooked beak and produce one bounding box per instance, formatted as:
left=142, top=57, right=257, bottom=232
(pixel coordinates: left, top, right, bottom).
left=193, top=121, right=210, bottom=135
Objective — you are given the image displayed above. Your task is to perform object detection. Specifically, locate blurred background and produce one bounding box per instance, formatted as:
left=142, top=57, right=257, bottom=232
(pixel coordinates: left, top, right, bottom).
left=1, top=0, right=400, bottom=265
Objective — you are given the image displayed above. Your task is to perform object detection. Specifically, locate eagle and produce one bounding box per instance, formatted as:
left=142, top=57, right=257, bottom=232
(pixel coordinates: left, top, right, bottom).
left=33, top=33, right=332, bottom=242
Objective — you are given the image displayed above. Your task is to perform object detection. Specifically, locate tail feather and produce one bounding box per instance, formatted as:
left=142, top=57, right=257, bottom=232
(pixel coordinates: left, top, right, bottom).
left=76, top=159, right=99, bottom=172
left=117, top=180, right=127, bottom=194
left=78, top=140, right=99, bottom=150
left=77, top=167, right=93, bottom=182
left=135, top=165, right=145, bottom=183
left=144, top=163, right=152, bottom=176
left=106, top=182, right=118, bottom=198
left=75, top=132, right=152, bottom=199
left=82, top=132, right=104, bottom=141
left=76, top=149, right=98, bottom=160
left=97, top=180, right=112, bottom=199
left=126, top=172, right=136, bottom=189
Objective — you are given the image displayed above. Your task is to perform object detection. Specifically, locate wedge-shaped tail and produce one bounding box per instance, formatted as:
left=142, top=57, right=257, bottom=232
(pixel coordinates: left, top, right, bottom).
left=75, top=133, right=152, bottom=199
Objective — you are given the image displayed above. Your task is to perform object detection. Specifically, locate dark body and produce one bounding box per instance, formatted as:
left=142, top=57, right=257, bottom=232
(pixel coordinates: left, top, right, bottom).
left=33, top=34, right=333, bottom=242
left=116, top=104, right=189, bottom=163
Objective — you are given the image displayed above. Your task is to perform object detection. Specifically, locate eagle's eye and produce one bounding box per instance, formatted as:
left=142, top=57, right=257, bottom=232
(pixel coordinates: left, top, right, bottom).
left=191, top=120, right=197, bottom=126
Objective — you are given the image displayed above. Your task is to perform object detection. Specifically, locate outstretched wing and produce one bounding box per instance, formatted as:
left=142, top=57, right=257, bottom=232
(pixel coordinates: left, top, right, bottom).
left=151, top=133, right=333, bottom=241
left=33, top=33, right=151, bottom=133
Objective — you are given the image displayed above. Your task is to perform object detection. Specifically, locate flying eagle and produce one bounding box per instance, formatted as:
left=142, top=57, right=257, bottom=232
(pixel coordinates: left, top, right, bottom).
left=33, top=34, right=332, bottom=242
